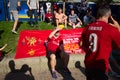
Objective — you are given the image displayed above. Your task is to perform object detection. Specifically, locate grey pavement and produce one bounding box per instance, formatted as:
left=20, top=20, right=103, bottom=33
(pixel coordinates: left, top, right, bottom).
left=0, top=54, right=120, bottom=80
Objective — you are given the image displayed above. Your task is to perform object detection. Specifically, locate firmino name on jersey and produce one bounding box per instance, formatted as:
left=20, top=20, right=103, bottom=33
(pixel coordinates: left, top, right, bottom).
left=88, top=26, right=103, bottom=31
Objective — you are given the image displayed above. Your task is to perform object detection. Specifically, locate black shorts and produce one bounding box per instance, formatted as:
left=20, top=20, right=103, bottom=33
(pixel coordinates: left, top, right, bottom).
left=47, top=49, right=61, bottom=59
left=85, top=68, right=108, bottom=80
left=47, top=50, right=55, bottom=57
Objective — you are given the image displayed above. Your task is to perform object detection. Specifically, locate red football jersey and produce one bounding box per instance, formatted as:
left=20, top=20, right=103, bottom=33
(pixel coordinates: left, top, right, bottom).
left=47, top=36, right=62, bottom=53
left=82, top=21, right=120, bottom=72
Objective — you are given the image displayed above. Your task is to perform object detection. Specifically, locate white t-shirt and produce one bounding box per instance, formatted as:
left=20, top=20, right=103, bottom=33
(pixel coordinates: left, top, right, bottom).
left=46, top=2, right=51, bottom=12
left=30, top=0, right=38, bottom=9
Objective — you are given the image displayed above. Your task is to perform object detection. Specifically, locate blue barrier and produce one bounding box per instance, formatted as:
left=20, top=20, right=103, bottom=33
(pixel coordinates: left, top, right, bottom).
left=0, top=0, right=5, bottom=21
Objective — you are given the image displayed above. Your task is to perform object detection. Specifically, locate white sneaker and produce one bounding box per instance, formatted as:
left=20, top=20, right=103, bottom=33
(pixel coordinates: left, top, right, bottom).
left=12, top=30, right=17, bottom=34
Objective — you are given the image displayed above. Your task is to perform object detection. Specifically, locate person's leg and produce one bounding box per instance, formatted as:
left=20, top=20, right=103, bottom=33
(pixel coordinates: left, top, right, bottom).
left=68, top=22, right=76, bottom=28
left=45, top=18, right=48, bottom=23
left=64, top=19, right=67, bottom=28
left=49, top=18, right=52, bottom=23
left=85, top=69, right=93, bottom=80
left=50, top=53, right=57, bottom=79
left=75, top=22, right=81, bottom=27
left=86, top=69, right=108, bottom=80
left=12, top=20, right=18, bottom=31
left=40, top=12, right=43, bottom=21
left=10, top=12, right=13, bottom=21
left=109, top=62, right=114, bottom=73
left=46, top=18, right=50, bottom=23
left=33, top=9, right=38, bottom=27
left=12, top=11, right=18, bottom=34
left=109, top=56, right=120, bottom=73
left=50, top=54, right=56, bottom=72
left=47, top=18, right=52, bottom=24
left=41, top=12, right=45, bottom=22
left=68, top=22, right=72, bottom=27
left=43, top=12, right=45, bottom=21
left=95, top=70, right=108, bottom=80
left=30, top=10, right=33, bottom=26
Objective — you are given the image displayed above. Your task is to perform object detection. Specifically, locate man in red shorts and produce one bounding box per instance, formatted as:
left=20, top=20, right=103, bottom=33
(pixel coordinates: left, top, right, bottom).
left=82, top=6, right=120, bottom=80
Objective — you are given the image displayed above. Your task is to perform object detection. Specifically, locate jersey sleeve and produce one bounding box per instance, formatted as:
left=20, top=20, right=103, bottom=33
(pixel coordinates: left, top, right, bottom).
left=110, top=27, right=120, bottom=47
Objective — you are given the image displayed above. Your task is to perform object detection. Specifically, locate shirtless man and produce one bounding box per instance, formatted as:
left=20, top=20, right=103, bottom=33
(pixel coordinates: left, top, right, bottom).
left=55, top=8, right=67, bottom=28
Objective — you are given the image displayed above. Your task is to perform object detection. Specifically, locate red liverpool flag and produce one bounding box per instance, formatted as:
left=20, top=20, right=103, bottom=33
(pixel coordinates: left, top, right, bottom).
left=15, top=30, right=52, bottom=59
left=15, top=29, right=84, bottom=59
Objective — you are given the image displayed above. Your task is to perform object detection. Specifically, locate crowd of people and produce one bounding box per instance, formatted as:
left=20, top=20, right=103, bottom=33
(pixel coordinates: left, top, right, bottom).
left=6, top=0, right=120, bottom=80
left=8, top=0, right=96, bottom=34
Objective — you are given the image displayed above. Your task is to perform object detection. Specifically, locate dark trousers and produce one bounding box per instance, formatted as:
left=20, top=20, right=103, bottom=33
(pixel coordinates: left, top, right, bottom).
left=30, top=9, right=38, bottom=25
left=86, top=68, right=108, bottom=80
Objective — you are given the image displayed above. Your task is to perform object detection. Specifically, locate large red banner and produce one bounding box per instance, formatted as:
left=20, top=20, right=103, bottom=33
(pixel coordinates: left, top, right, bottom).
left=15, top=28, right=84, bottom=59
left=61, top=29, right=83, bottom=54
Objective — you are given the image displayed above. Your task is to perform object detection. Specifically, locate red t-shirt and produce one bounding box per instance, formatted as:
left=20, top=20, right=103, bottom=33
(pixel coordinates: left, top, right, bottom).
left=82, top=21, right=120, bottom=72
left=47, top=36, right=62, bottom=53
left=45, top=13, right=54, bottom=19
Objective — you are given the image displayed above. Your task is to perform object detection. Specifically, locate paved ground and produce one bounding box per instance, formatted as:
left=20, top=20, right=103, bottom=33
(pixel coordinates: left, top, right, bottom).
left=0, top=54, right=120, bottom=80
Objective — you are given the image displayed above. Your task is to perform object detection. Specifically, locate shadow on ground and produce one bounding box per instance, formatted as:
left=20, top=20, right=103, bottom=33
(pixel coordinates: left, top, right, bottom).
left=75, top=61, right=85, bottom=76
left=57, top=67, right=75, bottom=80
left=4, top=60, right=35, bottom=80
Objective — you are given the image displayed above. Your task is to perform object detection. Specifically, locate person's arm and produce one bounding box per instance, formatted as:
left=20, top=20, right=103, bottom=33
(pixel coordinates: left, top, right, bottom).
left=18, top=1, right=21, bottom=7
left=110, top=16, right=120, bottom=49
left=63, top=14, right=67, bottom=20
left=55, top=13, right=59, bottom=20
left=49, top=28, right=60, bottom=39
left=0, top=44, right=7, bottom=51
left=8, top=1, right=10, bottom=7
left=76, top=14, right=82, bottom=25
left=27, top=0, right=32, bottom=10
left=51, top=14, right=54, bottom=18
left=77, top=18, right=82, bottom=24
left=36, top=0, right=39, bottom=9
left=17, top=0, right=21, bottom=11
left=110, top=16, right=120, bottom=32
